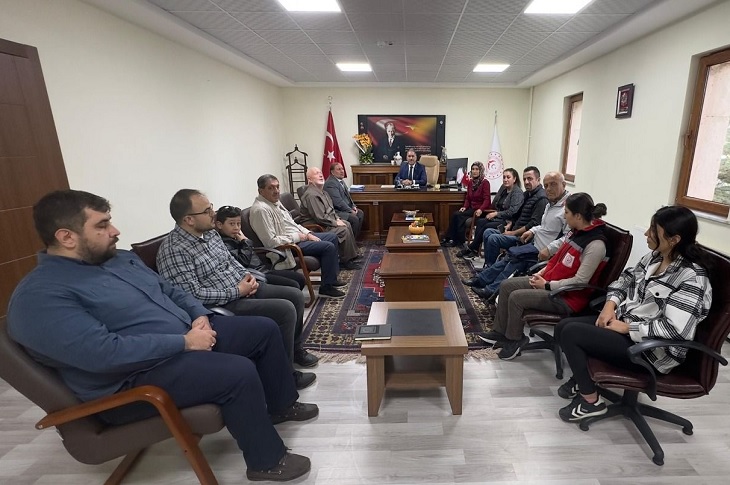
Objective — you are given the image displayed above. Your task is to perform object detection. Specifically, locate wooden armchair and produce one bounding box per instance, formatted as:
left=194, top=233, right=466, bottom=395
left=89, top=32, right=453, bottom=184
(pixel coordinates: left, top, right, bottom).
left=0, top=317, right=222, bottom=485
left=240, top=206, right=321, bottom=308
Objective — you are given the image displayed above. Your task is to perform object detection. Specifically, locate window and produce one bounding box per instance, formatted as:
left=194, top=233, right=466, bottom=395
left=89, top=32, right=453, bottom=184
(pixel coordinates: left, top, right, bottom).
left=676, top=47, right=730, bottom=217
left=561, top=93, right=583, bottom=183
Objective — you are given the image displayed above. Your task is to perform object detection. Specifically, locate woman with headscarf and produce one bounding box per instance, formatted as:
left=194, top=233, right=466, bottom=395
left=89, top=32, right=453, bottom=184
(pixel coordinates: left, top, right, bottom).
left=441, top=161, right=492, bottom=248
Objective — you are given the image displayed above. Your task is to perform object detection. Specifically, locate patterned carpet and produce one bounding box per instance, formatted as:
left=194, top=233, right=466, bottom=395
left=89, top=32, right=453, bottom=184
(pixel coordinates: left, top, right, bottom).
left=301, top=244, right=498, bottom=361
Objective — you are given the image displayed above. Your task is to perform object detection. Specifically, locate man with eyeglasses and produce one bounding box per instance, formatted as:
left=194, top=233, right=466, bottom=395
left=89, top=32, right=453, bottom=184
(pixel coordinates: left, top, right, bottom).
left=8, top=189, right=315, bottom=481
left=157, top=189, right=319, bottom=390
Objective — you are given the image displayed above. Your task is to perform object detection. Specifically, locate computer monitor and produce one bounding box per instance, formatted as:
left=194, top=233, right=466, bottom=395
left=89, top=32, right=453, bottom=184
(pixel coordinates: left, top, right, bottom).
left=445, top=158, right=468, bottom=182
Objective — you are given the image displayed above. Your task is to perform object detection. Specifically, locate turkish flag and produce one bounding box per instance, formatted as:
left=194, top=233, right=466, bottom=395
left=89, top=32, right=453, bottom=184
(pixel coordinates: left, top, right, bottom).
left=322, top=111, right=346, bottom=177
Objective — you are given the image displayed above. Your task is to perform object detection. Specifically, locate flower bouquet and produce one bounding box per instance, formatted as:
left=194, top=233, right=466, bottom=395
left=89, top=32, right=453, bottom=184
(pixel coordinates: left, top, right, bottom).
left=353, top=133, right=374, bottom=164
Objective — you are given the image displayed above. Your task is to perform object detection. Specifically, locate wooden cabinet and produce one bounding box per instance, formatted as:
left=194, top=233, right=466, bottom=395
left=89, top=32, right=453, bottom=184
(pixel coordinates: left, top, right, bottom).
left=352, top=165, right=446, bottom=186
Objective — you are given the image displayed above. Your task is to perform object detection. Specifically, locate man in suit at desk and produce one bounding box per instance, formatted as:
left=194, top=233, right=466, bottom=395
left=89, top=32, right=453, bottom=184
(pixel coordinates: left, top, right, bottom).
left=396, top=149, right=428, bottom=187
left=374, top=121, right=404, bottom=163
left=323, top=162, right=364, bottom=238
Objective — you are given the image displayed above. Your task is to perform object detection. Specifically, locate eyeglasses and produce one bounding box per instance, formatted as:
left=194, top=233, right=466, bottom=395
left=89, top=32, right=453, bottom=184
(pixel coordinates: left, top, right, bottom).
left=217, top=205, right=241, bottom=214
left=187, top=204, right=215, bottom=217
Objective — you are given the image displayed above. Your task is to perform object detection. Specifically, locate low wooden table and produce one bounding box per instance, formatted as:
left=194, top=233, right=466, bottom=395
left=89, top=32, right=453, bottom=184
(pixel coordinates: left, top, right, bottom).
left=360, top=301, right=468, bottom=417
left=390, top=212, right=434, bottom=225
left=379, top=252, right=449, bottom=301
left=384, top=225, right=440, bottom=252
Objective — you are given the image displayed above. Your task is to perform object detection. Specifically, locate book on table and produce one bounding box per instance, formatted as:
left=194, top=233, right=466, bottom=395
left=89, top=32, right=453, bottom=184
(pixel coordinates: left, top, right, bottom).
left=354, top=324, right=392, bottom=341
left=401, top=234, right=430, bottom=243
left=350, top=184, right=365, bottom=191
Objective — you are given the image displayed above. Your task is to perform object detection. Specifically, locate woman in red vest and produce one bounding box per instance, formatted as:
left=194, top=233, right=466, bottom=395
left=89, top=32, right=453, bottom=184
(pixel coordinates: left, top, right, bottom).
left=479, top=193, right=609, bottom=360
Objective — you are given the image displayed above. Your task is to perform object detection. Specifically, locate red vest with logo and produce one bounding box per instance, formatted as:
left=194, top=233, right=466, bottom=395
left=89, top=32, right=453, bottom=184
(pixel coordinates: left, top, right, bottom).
left=543, top=219, right=609, bottom=313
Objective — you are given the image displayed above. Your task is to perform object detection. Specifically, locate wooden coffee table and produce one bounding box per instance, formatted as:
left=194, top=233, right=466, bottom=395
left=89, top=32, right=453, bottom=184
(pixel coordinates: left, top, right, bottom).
left=379, top=252, right=449, bottom=301
left=360, top=301, right=468, bottom=416
left=390, top=212, right=434, bottom=225
left=384, top=225, right=440, bottom=252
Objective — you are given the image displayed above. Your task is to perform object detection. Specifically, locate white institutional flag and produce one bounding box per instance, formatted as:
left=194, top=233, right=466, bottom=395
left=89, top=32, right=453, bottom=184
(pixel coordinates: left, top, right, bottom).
left=485, top=112, right=505, bottom=189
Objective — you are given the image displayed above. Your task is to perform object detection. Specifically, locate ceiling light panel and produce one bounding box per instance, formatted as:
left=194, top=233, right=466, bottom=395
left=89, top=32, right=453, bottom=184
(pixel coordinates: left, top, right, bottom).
left=277, top=0, right=341, bottom=12
left=524, top=0, right=593, bottom=15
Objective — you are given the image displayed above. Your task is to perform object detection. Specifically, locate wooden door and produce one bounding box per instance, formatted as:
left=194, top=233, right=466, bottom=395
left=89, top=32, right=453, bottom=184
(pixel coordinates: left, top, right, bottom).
left=0, top=38, right=68, bottom=320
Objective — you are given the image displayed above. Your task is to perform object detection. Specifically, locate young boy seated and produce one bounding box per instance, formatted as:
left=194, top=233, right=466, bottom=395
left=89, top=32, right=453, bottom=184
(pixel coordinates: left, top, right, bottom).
left=216, top=205, right=306, bottom=290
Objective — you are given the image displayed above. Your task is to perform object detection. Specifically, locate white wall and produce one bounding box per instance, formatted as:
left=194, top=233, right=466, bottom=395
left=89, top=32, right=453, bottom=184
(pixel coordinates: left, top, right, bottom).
left=529, top=0, right=730, bottom=252
left=280, top=87, right=532, bottom=186
left=0, top=0, right=286, bottom=247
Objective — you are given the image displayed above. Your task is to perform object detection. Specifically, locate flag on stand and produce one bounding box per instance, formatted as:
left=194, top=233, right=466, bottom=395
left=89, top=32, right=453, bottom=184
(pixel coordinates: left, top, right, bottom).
left=485, top=112, right=504, bottom=188
left=322, top=111, right=346, bottom=177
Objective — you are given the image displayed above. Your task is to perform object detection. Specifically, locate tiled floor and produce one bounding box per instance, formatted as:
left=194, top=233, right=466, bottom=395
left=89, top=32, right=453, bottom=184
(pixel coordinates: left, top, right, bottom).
left=2, top=345, right=730, bottom=484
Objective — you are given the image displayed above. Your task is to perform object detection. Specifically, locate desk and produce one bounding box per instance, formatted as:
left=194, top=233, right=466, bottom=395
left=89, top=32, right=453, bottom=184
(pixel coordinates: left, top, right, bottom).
left=379, top=252, right=449, bottom=301
left=385, top=226, right=440, bottom=253
left=361, top=301, right=468, bottom=416
left=351, top=185, right=465, bottom=240
left=390, top=212, right=434, bottom=225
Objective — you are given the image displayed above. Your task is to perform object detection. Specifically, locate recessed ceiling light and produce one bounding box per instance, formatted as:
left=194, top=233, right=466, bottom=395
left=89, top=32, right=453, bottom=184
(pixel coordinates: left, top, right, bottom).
left=473, top=64, right=510, bottom=73
left=524, top=0, right=592, bottom=14
left=336, top=63, right=372, bottom=72
left=277, top=0, right=341, bottom=12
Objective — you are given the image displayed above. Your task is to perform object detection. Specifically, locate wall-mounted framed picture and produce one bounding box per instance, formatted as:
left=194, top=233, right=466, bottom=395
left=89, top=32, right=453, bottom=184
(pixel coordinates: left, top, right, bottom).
left=358, top=115, right=446, bottom=163
left=615, top=83, right=635, bottom=119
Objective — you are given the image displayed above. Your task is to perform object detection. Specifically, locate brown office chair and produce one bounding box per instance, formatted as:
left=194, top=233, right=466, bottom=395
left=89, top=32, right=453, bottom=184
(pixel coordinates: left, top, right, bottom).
left=579, top=245, right=730, bottom=466
left=0, top=317, right=222, bottom=485
left=240, top=206, right=320, bottom=308
left=520, top=222, right=634, bottom=378
left=419, top=155, right=440, bottom=186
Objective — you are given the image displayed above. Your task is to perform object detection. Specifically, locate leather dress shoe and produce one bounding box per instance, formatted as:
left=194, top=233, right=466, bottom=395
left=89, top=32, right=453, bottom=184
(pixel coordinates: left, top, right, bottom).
left=294, top=349, right=319, bottom=368
left=246, top=452, right=311, bottom=482
left=471, top=287, right=494, bottom=299
left=340, top=260, right=362, bottom=270
left=270, top=401, right=319, bottom=424
left=461, top=277, right=484, bottom=288
left=293, top=371, right=316, bottom=389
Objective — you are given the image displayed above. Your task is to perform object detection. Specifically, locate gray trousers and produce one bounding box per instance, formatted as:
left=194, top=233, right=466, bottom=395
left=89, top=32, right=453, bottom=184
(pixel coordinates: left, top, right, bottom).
left=337, top=208, right=364, bottom=239
left=223, top=281, right=305, bottom=363
left=492, top=276, right=571, bottom=341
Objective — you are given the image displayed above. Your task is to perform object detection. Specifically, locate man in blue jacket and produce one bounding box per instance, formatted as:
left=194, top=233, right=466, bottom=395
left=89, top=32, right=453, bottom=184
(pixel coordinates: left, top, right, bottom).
left=396, top=149, right=428, bottom=187
left=7, top=190, right=315, bottom=482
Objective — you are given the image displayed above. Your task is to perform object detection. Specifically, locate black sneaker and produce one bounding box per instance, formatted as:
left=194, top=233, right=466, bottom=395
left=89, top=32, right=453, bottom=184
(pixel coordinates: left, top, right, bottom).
left=497, top=335, right=530, bottom=360
left=246, top=452, right=311, bottom=482
left=558, top=377, right=579, bottom=400
left=319, top=285, right=346, bottom=298
left=477, top=330, right=507, bottom=344
left=293, top=371, right=316, bottom=390
left=559, top=395, right=607, bottom=422
left=271, top=401, right=319, bottom=424
left=294, top=349, right=319, bottom=368
left=456, top=248, right=471, bottom=257
left=463, top=251, right=478, bottom=260
left=332, top=280, right=347, bottom=287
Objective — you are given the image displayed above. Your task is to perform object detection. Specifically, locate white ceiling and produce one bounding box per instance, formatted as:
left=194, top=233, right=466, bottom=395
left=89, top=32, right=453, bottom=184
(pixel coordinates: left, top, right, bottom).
left=86, top=0, right=720, bottom=87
